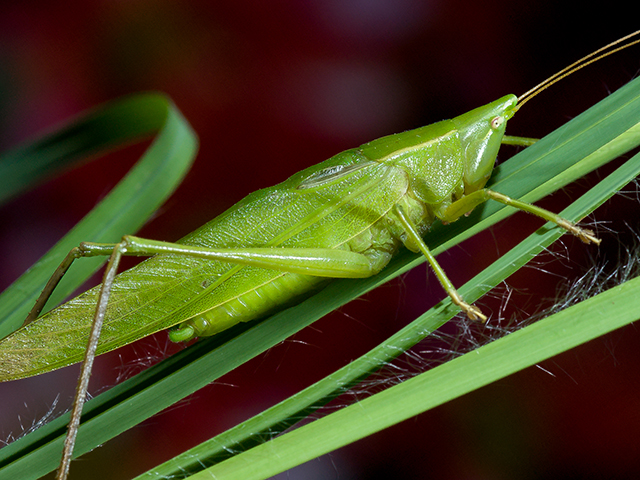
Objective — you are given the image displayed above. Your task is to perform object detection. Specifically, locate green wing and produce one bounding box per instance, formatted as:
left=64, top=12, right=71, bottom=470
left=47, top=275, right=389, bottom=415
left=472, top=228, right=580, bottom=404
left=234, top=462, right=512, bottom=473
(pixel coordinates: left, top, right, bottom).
left=0, top=149, right=410, bottom=380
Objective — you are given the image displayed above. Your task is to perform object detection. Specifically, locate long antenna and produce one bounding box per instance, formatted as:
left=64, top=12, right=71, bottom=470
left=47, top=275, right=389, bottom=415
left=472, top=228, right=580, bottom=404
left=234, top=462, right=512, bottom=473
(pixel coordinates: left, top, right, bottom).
left=516, top=30, right=640, bottom=110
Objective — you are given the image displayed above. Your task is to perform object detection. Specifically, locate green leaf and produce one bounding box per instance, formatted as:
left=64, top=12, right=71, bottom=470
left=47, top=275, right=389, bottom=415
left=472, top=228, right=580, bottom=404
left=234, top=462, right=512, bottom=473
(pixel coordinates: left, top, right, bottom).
left=194, top=272, right=640, bottom=480
left=140, top=147, right=640, bottom=479
left=139, top=76, right=640, bottom=478
left=0, top=93, right=198, bottom=477
left=0, top=93, right=199, bottom=339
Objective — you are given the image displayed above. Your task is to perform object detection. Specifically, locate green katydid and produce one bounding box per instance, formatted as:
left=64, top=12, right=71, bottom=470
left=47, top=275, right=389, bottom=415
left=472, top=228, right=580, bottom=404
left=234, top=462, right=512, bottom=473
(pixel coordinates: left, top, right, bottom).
left=1, top=31, right=640, bottom=480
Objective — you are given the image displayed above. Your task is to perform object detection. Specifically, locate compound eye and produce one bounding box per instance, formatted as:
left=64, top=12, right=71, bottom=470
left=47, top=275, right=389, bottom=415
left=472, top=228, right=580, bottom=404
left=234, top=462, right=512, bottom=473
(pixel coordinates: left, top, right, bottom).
left=490, top=116, right=505, bottom=130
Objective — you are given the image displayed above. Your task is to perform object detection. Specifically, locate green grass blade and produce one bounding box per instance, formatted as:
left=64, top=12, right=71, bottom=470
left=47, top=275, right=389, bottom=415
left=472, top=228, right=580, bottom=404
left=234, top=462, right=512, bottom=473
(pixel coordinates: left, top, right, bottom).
left=195, top=275, right=640, bottom=480
left=0, top=93, right=198, bottom=339
left=140, top=147, right=640, bottom=479
left=1, top=77, right=639, bottom=479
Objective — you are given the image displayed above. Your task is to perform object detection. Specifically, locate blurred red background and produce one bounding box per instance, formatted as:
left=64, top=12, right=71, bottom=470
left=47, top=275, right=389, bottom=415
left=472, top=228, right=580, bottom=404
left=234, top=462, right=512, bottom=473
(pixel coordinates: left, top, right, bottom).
left=1, top=1, right=640, bottom=479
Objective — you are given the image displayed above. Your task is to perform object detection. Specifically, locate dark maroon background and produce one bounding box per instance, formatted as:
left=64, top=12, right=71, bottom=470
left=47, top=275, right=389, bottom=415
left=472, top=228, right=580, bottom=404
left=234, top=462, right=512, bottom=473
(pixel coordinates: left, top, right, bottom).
left=1, top=2, right=640, bottom=479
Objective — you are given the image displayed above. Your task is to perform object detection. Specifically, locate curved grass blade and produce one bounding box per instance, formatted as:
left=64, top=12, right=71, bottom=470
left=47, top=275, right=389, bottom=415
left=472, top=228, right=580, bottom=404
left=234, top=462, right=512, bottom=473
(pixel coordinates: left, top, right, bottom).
left=0, top=93, right=199, bottom=339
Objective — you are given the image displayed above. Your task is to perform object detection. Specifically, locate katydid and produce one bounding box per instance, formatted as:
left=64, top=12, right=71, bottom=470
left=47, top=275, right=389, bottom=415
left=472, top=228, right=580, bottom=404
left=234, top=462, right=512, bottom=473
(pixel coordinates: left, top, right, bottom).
left=1, top=31, right=639, bottom=480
